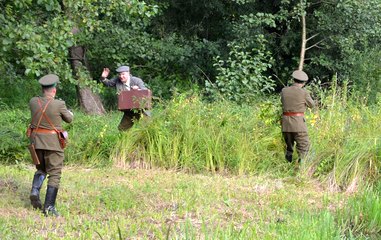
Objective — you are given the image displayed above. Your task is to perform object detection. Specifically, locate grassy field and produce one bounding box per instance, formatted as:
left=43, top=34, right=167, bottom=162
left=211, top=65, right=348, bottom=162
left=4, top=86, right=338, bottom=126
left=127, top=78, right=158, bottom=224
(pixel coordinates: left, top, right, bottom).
left=1, top=83, right=381, bottom=239
left=0, top=164, right=355, bottom=239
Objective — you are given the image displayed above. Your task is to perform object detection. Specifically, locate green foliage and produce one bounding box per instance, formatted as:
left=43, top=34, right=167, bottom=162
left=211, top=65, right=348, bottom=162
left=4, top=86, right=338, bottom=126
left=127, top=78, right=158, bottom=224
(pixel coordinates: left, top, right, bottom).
left=309, top=0, right=381, bottom=79
left=207, top=40, right=275, bottom=103
left=0, top=1, right=74, bottom=79
left=205, top=10, right=276, bottom=103
left=305, top=77, right=381, bottom=190
left=0, top=109, right=30, bottom=164
left=349, top=48, right=381, bottom=104
left=0, top=0, right=160, bottom=108
left=149, top=0, right=238, bottom=40
left=63, top=111, right=120, bottom=166
left=2, top=0, right=380, bottom=110
left=0, top=66, right=41, bottom=108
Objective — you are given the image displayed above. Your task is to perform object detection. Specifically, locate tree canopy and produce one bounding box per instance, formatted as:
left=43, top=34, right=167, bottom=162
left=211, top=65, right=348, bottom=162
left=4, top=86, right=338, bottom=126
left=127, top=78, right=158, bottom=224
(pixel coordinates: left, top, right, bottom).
left=0, top=0, right=380, bottom=108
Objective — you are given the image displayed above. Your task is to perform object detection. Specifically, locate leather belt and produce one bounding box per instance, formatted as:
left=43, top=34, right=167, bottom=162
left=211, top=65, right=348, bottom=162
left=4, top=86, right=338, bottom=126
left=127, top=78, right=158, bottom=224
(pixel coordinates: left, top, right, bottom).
left=283, top=112, right=304, bottom=116
left=33, top=128, right=56, bottom=134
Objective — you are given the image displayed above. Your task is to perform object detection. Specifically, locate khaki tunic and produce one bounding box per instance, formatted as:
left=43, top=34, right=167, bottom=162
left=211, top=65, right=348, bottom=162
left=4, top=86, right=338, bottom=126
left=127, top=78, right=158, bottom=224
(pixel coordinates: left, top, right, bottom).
left=29, top=96, right=73, bottom=151
left=281, top=84, right=315, bottom=132
left=281, top=83, right=315, bottom=162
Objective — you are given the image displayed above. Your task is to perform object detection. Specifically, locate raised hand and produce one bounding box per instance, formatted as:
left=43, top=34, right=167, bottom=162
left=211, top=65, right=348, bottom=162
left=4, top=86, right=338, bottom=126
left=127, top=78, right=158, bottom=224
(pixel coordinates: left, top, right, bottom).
left=101, top=68, right=110, bottom=78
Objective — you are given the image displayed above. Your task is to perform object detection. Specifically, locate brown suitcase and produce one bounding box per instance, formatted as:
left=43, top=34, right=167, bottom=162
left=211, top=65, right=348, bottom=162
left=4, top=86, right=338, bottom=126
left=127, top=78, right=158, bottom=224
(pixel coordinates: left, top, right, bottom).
left=118, top=89, right=152, bottom=110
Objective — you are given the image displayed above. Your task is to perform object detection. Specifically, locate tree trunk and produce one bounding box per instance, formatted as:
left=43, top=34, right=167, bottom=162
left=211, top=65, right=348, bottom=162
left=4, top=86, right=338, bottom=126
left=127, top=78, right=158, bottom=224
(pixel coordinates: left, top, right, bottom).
left=68, top=45, right=106, bottom=115
left=59, top=0, right=105, bottom=115
left=298, top=13, right=307, bottom=71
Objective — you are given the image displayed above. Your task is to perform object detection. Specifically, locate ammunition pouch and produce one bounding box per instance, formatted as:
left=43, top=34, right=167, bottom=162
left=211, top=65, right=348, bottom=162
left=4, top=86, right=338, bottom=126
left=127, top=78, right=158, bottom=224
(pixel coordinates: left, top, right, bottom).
left=57, top=130, right=68, bottom=149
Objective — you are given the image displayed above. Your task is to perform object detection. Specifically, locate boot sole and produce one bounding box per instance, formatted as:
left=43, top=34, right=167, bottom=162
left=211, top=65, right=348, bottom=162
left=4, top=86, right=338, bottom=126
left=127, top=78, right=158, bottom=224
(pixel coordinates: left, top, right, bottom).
left=30, top=195, right=42, bottom=210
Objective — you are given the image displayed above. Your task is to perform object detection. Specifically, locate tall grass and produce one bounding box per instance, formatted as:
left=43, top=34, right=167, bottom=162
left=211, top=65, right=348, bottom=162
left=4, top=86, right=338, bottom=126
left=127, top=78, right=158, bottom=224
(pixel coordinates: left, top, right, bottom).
left=307, top=77, right=381, bottom=191
left=64, top=111, right=120, bottom=166
left=112, top=94, right=286, bottom=175
left=1, top=77, right=380, bottom=189
left=0, top=109, right=120, bottom=167
left=111, top=78, right=381, bottom=190
left=337, top=183, right=381, bottom=238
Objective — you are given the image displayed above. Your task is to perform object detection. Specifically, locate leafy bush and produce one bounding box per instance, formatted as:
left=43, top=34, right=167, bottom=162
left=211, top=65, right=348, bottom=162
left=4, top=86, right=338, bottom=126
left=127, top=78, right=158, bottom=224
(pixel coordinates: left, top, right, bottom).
left=206, top=36, right=275, bottom=103
left=0, top=109, right=30, bottom=163
left=0, top=66, right=40, bottom=109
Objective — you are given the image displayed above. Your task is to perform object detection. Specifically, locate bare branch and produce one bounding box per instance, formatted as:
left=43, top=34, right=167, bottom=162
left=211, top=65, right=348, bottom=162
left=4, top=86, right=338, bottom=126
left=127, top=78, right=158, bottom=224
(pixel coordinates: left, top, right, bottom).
left=306, top=33, right=319, bottom=42
left=306, top=39, right=325, bottom=51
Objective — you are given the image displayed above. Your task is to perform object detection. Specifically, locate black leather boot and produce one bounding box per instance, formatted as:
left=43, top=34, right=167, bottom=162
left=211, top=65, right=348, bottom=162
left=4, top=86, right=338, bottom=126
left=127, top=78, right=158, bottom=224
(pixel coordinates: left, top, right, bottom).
left=285, top=154, right=293, bottom=163
left=30, top=172, right=46, bottom=209
left=43, top=185, right=60, bottom=217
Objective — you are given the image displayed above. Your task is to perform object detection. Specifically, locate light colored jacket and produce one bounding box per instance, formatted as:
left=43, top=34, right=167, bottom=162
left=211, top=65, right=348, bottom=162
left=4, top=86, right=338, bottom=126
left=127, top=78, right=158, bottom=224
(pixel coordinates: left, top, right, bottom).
left=101, top=75, right=147, bottom=93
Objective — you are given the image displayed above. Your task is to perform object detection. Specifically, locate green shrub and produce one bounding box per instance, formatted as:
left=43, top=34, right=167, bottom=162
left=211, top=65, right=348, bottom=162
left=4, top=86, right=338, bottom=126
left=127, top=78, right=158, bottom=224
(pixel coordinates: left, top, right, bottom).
left=206, top=38, right=275, bottom=104
left=0, top=109, right=30, bottom=164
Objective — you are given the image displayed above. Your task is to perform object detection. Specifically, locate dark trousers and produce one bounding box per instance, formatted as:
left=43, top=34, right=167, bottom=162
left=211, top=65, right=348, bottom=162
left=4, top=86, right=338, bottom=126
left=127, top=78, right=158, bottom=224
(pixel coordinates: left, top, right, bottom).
left=118, top=109, right=142, bottom=131
left=282, top=132, right=310, bottom=162
left=35, top=150, right=64, bottom=188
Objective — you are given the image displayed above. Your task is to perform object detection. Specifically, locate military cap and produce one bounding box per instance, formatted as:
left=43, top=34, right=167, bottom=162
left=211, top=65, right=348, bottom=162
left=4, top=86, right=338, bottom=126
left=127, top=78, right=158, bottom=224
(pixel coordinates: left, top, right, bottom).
left=292, top=70, right=308, bottom=81
left=116, top=66, right=130, bottom=73
left=38, top=74, right=59, bottom=87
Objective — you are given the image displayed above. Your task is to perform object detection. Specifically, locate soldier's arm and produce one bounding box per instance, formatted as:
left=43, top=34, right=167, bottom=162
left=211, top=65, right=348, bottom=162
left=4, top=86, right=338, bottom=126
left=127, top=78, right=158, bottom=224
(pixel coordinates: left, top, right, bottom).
left=305, top=91, right=315, bottom=108
left=59, top=101, right=74, bottom=123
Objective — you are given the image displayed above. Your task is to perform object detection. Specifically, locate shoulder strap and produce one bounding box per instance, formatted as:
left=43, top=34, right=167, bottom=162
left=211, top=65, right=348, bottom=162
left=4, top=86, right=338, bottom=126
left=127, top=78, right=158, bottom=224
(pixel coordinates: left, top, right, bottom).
left=38, top=99, right=59, bottom=132
left=35, top=97, right=53, bottom=129
left=30, top=97, right=45, bottom=125
left=29, top=98, right=53, bottom=140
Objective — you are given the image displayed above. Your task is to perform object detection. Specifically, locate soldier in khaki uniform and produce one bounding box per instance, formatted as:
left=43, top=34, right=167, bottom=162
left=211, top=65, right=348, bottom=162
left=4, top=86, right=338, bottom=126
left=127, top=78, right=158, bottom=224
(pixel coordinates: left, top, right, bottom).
left=100, top=65, right=148, bottom=131
left=29, top=74, right=73, bottom=216
left=281, top=70, right=315, bottom=163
